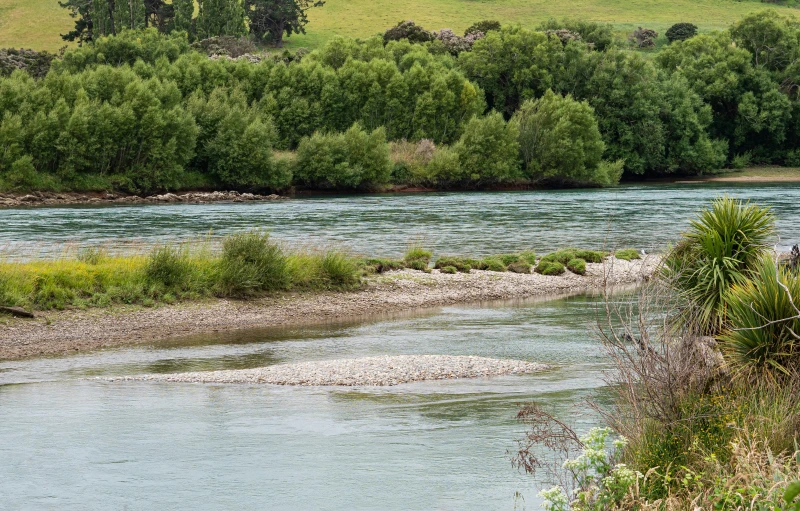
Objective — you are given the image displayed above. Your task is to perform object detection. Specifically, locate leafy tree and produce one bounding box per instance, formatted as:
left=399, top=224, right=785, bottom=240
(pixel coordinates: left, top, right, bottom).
left=730, top=10, right=800, bottom=72
left=246, top=0, right=325, bottom=47
left=196, top=0, right=246, bottom=39
left=59, top=0, right=94, bottom=44
left=512, top=90, right=607, bottom=185
left=464, top=20, right=501, bottom=37
left=171, top=0, right=196, bottom=37
left=665, top=23, right=698, bottom=43
left=454, top=111, right=520, bottom=185
left=294, top=123, right=391, bottom=189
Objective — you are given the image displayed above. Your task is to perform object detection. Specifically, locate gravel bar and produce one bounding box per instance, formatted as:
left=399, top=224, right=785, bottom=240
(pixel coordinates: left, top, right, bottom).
left=0, top=256, right=659, bottom=360
left=112, top=355, right=549, bottom=386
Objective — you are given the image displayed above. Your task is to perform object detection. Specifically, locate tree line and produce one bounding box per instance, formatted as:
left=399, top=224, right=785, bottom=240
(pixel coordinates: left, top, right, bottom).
left=1, top=11, right=800, bottom=193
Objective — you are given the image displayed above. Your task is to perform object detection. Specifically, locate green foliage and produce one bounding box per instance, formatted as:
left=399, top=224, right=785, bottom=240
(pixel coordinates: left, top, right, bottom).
left=513, top=90, right=609, bottom=186
left=479, top=256, right=507, bottom=272
left=663, top=196, right=776, bottom=334
left=383, top=21, right=435, bottom=44
left=732, top=152, right=752, bottom=169
left=720, top=256, right=800, bottom=379
left=144, top=245, right=194, bottom=290
left=56, top=29, right=192, bottom=72
left=216, top=231, right=290, bottom=297
left=454, top=111, right=521, bottom=185
left=439, top=265, right=457, bottom=274
left=246, top=0, right=326, bottom=47
left=665, top=23, right=698, bottom=43
left=541, top=248, right=604, bottom=265
left=614, top=248, right=641, bottom=261
left=507, top=261, right=532, bottom=274
left=535, top=260, right=566, bottom=276
left=361, top=257, right=404, bottom=274
left=196, top=0, right=247, bottom=39
left=537, top=18, right=615, bottom=51
left=434, top=256, right=473, bottom=272
left=294, top=123, right=392, bottom=189
left=787, top=482, right=800, bottom=511
left=404, top=245, right=432, bottom=268
left=319, top=250, right=361, bottom=289
left=464, top=20, right=501, bottom=37
left=566, top=258, right=586, bottom=275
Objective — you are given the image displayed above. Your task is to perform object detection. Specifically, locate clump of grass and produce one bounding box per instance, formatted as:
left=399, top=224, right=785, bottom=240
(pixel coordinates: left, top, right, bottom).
left=404, top=245, right=432, bottom=266
left=535, top=260, right=566, bottom=276
left=615, top=248, right=641, bottom=261
left=439, top=265, right=458, bottom=274
left=434, top=256, right=473, bottom=273
left=541, top=248, right=605, bottom=265
left=479, top=256, right=507, bottom=272
left=216, top=231, right=290, bottom=297
left=144, top=245, right=194, bottom=290
left=566, top=258, right=586, bottom=275
left=507, top=261, right=532, bottom=274
left=319, top=250, right=361, bottom=289
left=361, top=257, right=404, bottom=274
left=77, top=246, right=108, bottom=265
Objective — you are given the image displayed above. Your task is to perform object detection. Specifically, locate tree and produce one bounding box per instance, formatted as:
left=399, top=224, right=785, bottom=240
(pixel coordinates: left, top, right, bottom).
left=246, top=0, right=325, bottom=47
left=512, top=90, right=606, bottom=185
left=665, top=23, right=697, bottom=43
left=59, top=0, right=94, bottom=44
left=455, top=111, right=520, bottom=185
left=196, top=0, right=246, bottom=39
left=171, top=0, right=195, bottom=36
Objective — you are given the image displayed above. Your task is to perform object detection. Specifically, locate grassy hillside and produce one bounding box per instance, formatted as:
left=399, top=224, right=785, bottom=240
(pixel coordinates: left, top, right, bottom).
left=0, top=0, right=795, bottom=51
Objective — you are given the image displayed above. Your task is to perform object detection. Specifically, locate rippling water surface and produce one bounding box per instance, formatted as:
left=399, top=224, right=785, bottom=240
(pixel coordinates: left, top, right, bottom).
left=2, top=183, right=799, bottom=259
left=1, top=295, right=614, bottom=510
left=2, top=184, right=798, bottom=510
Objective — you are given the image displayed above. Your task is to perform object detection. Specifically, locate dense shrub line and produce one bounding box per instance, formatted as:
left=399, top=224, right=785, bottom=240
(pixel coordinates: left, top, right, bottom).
left=3, top=10, right=800, bottom=193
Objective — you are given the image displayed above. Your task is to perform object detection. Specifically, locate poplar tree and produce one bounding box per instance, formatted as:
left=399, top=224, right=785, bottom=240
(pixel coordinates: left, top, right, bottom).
left=196, top=0, right=246, bottom=39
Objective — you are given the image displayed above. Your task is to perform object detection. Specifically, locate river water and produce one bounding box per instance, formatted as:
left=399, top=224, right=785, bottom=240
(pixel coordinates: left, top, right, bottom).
left=1, top=184, right=799, bottom=510
left=1, top=183, right=799, bottom=260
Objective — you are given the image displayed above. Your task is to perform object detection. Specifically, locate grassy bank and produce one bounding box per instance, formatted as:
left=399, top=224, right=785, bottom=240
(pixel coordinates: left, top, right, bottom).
left=0, top=237, right=639, bottom=313
left=0, top=0, right=791, bottom=52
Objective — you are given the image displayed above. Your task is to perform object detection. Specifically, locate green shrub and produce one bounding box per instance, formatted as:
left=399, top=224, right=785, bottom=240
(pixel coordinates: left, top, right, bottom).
left=434, top=257, right=472, bottom=272
left=464, top=20, right=501, bottom=36
left=480, top=256, right=507, bottom=272
left=732, top=152, right=752, bottom=169
left=574, top=249, right=605, bottom=263
left=507, top=261, right=532, bottom=274
left=535, top=260, right=566, bottom=276
left=720, top=257, right=800, bottom=379
left=513, top=90, right=612, bottom=186
left=294, top=123, right=392, bottom=190
left=615, top=248, right=641, bottom=261
left=216, top=232, right=289, bottom=297
left=320, top=250, right=361, bottom=290
left=439, top=265, right=458, bottom=274
left=537, top=18, right=615, bottom=50
left=145, top=245, right=193, bottom=289
left=454, top=112, right=521, bottom=185
left=77, top=247, right=108, bottom=265
left=663, top=197, right=775, bottom=334
left=424, top=146, right=464, bottom=186
left=406, top=260, right=430, bottom=272
left=665, top=23, right=698, bottom=43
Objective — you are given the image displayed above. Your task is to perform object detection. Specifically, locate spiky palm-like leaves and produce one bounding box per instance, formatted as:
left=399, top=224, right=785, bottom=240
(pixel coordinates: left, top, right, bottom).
left=663, top=197, right=775, bottom=334
left=720, top=256, right=800, bottom=380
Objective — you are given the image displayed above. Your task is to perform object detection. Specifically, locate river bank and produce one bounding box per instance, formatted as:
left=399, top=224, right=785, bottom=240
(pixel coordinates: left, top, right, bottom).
left=0, top=190, right=288, bottom=208
left=0, top=255, right=657, bottom=360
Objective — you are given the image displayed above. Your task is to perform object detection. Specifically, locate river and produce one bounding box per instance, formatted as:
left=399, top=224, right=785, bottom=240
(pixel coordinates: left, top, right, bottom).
left=1, top=184, right=799, bottom=510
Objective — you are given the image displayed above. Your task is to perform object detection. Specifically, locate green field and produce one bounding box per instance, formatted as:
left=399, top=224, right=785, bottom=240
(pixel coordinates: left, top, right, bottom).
left=0, top=0, right=795, bottom=52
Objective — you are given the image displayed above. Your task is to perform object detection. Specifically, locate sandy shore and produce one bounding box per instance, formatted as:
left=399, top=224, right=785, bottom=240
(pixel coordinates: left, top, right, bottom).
left=111, top=355, right=549, bottom=386
left=0, top=256, right=658, bottom=360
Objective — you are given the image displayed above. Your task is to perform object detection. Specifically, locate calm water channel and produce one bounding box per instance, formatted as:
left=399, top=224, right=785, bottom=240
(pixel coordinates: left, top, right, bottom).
left=1, top=184, right=799, bottom=509
left=1, top=183, right=799, bottom=259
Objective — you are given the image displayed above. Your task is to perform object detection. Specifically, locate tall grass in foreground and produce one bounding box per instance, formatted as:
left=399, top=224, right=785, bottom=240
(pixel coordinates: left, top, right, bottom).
left=0, top=232, right=362, bottom=311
